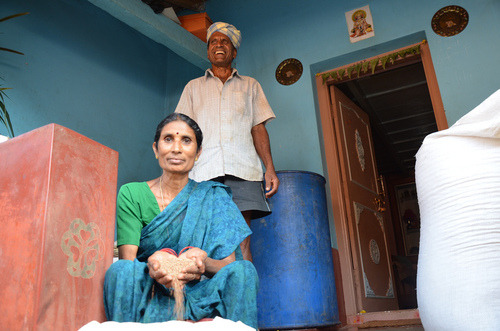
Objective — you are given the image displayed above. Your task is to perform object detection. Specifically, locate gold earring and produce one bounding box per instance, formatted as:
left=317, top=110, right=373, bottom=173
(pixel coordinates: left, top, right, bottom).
left=155, top=155, right=158, bottom=159
left=195, top=157, right=198, bottom=161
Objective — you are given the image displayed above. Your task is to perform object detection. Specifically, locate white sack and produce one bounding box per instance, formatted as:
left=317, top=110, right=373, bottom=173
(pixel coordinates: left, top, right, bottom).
left=415, top=89, right=500, bottom=330
left=78, top=316, right=255, bottom=331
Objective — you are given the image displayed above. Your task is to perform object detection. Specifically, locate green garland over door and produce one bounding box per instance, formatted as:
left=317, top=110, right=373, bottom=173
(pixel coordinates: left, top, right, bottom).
left=319, top=42, right=424, bottom=84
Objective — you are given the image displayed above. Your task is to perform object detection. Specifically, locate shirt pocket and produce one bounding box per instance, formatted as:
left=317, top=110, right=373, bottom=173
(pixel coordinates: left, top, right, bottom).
left=229, top=91, right=250, bottom=118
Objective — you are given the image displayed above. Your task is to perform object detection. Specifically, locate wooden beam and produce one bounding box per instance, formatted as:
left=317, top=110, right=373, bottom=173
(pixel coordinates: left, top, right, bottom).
left=420, top=42, right=448, bottom=130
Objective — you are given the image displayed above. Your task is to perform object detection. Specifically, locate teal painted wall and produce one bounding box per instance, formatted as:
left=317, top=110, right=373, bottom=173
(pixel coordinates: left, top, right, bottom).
left=206, top=0, right=500, bottom=176
left=1, top=0, right=203, bottom=187
left=2, top=0, right=499, bottom=246
left=206, top=0, right=500, bottom=246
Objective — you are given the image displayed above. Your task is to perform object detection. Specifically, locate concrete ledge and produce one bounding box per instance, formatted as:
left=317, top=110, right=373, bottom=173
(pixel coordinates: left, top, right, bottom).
left=87, top=0, right=209, bottom=69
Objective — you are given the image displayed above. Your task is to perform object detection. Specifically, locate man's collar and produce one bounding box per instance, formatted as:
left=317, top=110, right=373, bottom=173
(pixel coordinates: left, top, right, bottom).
left=205, top=68, right=240, bottom=80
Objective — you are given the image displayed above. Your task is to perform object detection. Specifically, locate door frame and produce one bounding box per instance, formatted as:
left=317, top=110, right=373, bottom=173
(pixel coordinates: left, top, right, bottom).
left=314, top=41, right=447, bottom=319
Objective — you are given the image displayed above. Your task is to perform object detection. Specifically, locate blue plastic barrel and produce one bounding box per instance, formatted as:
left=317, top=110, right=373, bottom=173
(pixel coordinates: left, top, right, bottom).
left=250, top=171, right=339, bottom=329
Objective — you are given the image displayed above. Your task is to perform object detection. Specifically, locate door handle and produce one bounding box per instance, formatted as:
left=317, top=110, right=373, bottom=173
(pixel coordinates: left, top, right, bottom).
left=374, top=195, right=386, bottom=212
left=374, top=175, right=387, bottom=212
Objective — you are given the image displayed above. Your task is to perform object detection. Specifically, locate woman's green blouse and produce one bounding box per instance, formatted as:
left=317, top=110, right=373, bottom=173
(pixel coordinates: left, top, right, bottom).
left=116, top=182, right=161, bottom=246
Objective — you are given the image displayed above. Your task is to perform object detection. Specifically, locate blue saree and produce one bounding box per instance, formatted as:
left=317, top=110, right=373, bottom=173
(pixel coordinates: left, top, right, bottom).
left=104, top=180, right=258, bottom=328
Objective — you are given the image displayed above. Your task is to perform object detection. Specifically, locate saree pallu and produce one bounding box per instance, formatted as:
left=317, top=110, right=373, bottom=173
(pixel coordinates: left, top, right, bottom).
left=104, top=180, right=258, bottom=328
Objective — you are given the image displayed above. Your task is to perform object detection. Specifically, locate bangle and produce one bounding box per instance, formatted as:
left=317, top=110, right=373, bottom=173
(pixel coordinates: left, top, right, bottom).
left=160, top=248, right=177, bottom=256
left=179, top=246, right=195, bottom=255
left=159, top=246, right=196, bottom=257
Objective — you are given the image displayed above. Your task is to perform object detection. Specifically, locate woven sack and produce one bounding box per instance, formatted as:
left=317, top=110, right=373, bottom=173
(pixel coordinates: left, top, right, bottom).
left=415, top=90, right=500, bottom=330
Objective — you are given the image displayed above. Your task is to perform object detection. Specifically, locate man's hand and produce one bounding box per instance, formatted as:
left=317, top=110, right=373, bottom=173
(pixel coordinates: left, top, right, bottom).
left=264, top=169, right=279, bottom=198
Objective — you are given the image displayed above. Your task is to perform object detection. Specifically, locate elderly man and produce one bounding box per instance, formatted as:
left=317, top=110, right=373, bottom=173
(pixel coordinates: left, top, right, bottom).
left=175, top=22, right=279, bottom=261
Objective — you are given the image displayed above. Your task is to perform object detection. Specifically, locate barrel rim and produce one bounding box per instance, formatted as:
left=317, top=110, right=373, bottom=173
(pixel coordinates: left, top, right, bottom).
left=276, top=170, right=326, bottom=182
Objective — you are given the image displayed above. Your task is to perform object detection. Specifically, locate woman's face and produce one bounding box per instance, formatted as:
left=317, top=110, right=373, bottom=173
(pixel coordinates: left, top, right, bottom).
left=153, top=120, right=201, bottom=176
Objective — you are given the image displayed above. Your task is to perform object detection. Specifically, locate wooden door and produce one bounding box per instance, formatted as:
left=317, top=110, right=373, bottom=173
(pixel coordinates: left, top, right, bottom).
left=329, top=86, right=398, bottom=312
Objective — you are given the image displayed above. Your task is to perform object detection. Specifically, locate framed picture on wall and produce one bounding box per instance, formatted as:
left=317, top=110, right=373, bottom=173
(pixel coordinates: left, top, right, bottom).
left=394, top=182, right=420, bottom=256
left=345, top=5, right=375, bottom=43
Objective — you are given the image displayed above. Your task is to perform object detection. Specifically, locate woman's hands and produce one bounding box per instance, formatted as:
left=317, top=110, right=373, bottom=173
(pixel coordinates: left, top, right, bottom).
left=147, top=248, right=208, bottom=288
left=178, top=247, right=207, bottom=284
left=147, top=250, right=175, bottom=287
left=147, top=247, right=237, bottom=288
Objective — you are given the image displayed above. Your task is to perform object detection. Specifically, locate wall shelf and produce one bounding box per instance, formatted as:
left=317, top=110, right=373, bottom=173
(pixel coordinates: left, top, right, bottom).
left=87, top=0, right=209, bottom=69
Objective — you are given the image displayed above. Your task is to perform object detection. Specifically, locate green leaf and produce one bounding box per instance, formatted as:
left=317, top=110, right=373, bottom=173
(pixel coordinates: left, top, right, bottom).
left=0, top=105, right=11, bottom=137
left=0, top=116, right=8, bottom=130
left=389, top=53, right=398, bottom=64
left=0, top=47, right=24, bottom=55
left=0, top=88, right=14, bottom=137
left=361, top=61, right=369, bottom=73
left=380, top=55, right=390, bottom=69
left=0, top=104, right=14, bottom=137
left=354, top=63, right=362, bottom=77
left=0, top=12, right=29, bottom=23
left=0, top=13, right=29, bottom=57
left=346, top=66, right=354, bottom=79
left=370, top=57, right=379, bottom=74
left=0, top=12, right=28, bottom=137
left=338, top=68, right=345, bottom=80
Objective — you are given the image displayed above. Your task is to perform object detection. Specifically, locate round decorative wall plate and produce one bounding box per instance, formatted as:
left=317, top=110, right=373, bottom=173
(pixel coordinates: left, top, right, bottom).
left=275, top=58, right=303, bottom=85
left=431, top=5, right=468, bottom=37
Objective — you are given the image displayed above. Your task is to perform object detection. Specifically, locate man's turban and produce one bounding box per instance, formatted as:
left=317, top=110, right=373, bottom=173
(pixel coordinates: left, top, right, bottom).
left=206, top=22, right=242, bottom=49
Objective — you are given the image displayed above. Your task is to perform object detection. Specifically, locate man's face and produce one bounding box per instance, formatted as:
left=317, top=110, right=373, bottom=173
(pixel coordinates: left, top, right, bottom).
left=207, top=31, right=237, bottom=67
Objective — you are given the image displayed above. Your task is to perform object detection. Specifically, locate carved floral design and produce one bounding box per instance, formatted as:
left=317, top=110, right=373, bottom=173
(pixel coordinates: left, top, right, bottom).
left=363, top=272, right=375, bottom=297
left=369, top=239, right=381, bottom=264
left=355, top=129, right=366, bottom=171
left=61, top=219, right=104, bottom=279
left=387, top=278, right=394, bottom=297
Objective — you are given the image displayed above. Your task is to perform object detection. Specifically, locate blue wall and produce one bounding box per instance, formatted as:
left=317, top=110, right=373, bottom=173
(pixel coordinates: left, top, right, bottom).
left=205, top=0, right=500, bottom=246
left=1, top=0, right=203, bottom=187
left=3, top=0, right=499, bottom=246
left=206, top=0, right=500, bottom=177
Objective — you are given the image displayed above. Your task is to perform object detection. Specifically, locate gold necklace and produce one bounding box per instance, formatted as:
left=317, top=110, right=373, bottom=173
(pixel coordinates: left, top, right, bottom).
left=159, top=175, right=166, bottom=209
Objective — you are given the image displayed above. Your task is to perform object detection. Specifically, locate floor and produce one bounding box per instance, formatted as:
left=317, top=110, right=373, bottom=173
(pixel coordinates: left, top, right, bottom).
left=260, top=325, right=423, bottom=331
left=259, top=309, right=423, bottom=331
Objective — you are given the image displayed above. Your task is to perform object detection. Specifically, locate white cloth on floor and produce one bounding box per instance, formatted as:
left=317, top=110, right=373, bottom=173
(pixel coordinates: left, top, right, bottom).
left=415, top=89, right=500, bottom=330
left=78, top=316, right=256, bottom=331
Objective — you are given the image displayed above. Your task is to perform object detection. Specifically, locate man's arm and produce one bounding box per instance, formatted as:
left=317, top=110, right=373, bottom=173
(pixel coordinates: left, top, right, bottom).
left=251, top=123, right=279, bottom=197
left=174, top=83, right=194, bottom=117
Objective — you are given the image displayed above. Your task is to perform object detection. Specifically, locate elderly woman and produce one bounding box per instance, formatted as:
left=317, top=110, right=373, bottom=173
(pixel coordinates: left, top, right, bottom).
left=104, top=113, right=258, bottom=328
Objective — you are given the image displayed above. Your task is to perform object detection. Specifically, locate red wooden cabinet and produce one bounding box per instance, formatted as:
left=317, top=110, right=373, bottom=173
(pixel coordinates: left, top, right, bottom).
left=179, top=13, right=213, bottom=42
left=0, top=124, right=118, bottom=330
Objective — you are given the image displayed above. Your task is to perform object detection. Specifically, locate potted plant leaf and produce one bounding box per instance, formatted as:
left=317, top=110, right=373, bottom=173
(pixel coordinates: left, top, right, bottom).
left=1, top=12, right=29, bottom=139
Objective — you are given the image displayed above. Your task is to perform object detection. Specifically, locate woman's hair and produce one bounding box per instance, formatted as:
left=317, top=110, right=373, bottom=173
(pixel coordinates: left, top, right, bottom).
left=154, top=113, right=203, bottom=152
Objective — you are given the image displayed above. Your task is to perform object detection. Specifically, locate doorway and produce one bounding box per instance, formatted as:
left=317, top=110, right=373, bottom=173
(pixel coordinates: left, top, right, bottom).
left=315, top=41, right=447, bottom=323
